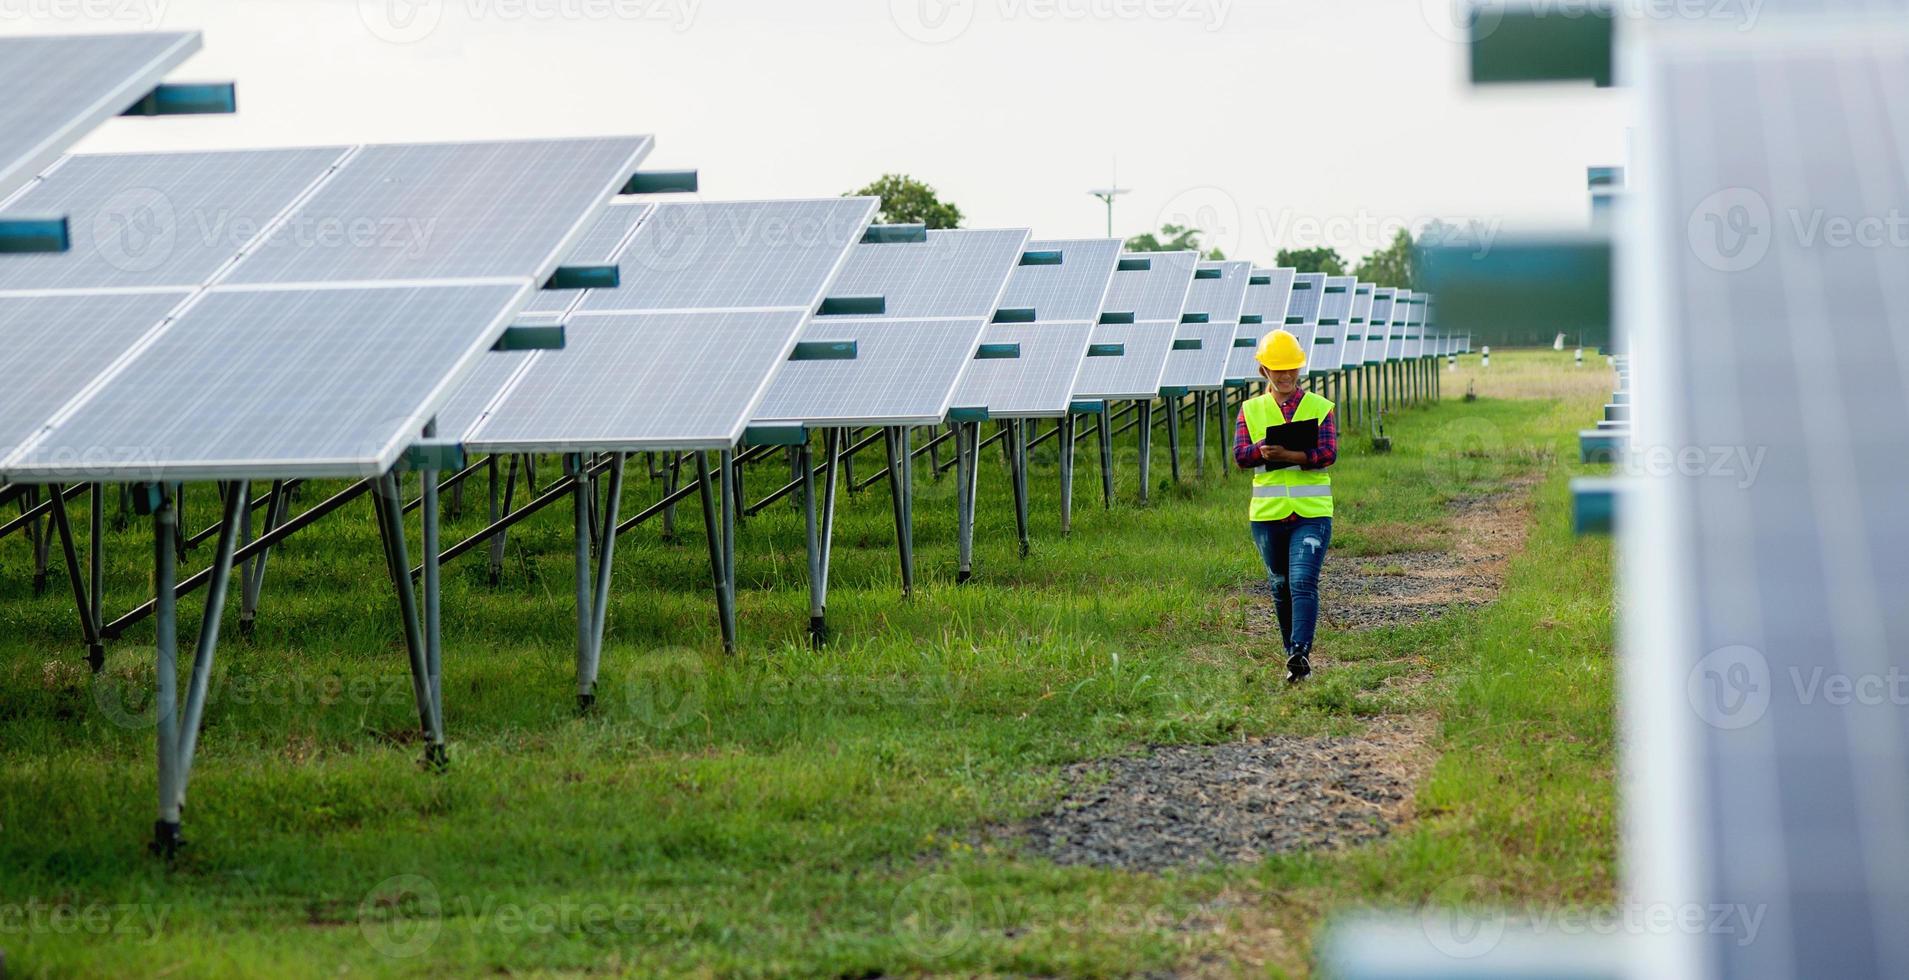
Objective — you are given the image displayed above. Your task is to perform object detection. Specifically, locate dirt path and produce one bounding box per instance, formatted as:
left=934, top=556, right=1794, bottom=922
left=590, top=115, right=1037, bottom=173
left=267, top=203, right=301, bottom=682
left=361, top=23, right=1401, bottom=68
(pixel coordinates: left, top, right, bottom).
left=1004, top=478, right=1539, bottom=874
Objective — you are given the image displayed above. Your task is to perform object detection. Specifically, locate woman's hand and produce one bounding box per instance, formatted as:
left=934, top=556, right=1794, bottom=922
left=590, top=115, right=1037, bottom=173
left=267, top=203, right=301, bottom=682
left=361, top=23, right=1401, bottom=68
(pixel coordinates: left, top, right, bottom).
left=1259, top=445, right=1308, bottom=466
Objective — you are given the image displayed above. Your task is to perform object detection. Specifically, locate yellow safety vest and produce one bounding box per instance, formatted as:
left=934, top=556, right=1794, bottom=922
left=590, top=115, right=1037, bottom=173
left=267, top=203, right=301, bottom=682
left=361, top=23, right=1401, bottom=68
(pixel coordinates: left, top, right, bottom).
left=1242, top=391, right=1334, bottom=521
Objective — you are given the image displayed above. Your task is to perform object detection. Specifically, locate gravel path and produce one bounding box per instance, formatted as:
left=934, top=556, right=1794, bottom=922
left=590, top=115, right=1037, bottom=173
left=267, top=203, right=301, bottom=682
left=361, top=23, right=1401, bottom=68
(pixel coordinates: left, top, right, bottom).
left=1011, top=718, right=1430, bottom=871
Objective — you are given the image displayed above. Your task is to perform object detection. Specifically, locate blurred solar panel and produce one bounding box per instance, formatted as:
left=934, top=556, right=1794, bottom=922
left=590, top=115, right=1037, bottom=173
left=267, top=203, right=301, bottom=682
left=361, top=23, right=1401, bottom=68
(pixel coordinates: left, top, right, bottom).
left=0, top=147, right=347, bottom=291
left=1384, top=290, right=1413, bottom=361
left=1626, top=29, right=1909, bottom=980
left=0, top=32, right=201, bottom=202
left=0, top=291, right=183, bottom=461
left=1, top=283, right=527, bottom=481
left=1286, top=272, right=1327, bottom=348
left=224, top=137, right=651, bottom=285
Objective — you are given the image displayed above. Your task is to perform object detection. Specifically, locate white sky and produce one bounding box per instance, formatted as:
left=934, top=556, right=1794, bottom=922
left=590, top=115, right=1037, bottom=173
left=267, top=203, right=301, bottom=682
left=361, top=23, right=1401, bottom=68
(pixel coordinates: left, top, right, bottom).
left=16, top=0, right=1631, bottom=267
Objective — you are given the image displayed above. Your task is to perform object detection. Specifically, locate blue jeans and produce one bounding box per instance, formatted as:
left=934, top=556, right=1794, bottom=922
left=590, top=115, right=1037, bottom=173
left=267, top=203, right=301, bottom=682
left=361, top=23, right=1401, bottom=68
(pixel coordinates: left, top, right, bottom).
left=1250, top=516, right=1333, bottom=654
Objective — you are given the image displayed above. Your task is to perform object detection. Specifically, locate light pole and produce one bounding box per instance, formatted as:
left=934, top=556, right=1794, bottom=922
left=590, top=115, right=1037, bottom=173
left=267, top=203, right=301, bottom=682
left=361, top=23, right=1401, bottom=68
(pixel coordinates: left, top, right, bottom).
left=1089, top=185, right=1129, bottom=238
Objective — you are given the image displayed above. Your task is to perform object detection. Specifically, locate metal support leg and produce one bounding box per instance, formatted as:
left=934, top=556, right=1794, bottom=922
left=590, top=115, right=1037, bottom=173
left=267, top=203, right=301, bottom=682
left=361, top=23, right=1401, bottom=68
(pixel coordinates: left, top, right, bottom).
left=87, top=484, right=104, bottom=671
left=696, top=451, right=737, bottom=652
left=150, top=480, right=244, bottom=856
left=1166, top=396, right=1182, bottom=483
left=884, top=427, right=915, bottom=596
left=1137, top=401, right=1154, bottom=505
left=238, top=480, right=285, bottom=638
left=1059, top=413, right=1076, bottom=534
left=419, top=447, right=447, bottom=769
left=955, top=421, right=978, bottom=583
left=47, top=487, right=102, bottom=666
left=576, top=454, right=625, bottom=707
left=1195, top=392, right=1207, bottom=479
left=662, top=451, right=681, bottom=542
left=1097, top=404, right=1114, bottom=508
left=488, top=454, right=518, bottom=585
left=372, top=474, right=442, bottom=767
left=801, top=431, right=841, bottom=645
left=1007, top=419, right=1031, bottom=559
left=568, top=455, right=595, bottom=708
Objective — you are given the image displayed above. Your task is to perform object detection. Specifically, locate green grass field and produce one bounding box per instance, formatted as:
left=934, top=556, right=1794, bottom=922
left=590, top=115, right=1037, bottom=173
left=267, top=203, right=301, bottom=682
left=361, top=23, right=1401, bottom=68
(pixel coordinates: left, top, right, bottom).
left=1, top=350, right=1616, bottom=977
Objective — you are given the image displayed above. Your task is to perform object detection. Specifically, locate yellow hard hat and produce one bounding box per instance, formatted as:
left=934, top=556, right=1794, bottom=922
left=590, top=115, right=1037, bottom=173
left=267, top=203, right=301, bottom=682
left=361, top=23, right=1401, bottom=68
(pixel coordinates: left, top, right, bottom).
left=1256, top=329, right=1306, bottom=371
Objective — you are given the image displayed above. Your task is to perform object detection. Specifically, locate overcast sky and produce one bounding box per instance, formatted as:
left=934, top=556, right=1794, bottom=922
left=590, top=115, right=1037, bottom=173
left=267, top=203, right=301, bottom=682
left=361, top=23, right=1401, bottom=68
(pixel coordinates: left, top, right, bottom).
left=20, top=0, right=1631, bottom=267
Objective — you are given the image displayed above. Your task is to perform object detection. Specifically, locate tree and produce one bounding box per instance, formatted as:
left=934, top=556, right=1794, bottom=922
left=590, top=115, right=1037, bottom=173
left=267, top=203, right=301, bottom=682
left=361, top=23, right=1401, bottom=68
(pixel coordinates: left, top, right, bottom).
left=1125, top=223, right=1225, bottom=260
left=1352, top=228, right=1413, bottom=288
left=1275, top=246, right=1346, bottom=276
left=846, top=174, right=963, bottom=229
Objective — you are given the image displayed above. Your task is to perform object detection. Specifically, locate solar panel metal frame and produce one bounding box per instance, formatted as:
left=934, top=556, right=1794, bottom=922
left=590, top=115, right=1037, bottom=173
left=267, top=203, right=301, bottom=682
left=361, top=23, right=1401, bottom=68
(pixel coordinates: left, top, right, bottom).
left=0, top=32, right=202, bottom=204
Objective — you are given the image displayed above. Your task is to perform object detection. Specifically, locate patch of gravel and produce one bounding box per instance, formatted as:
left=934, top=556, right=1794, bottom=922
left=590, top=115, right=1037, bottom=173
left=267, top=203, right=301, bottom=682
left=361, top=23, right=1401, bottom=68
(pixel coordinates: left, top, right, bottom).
left=1010, top=718, right=1430, bottom=871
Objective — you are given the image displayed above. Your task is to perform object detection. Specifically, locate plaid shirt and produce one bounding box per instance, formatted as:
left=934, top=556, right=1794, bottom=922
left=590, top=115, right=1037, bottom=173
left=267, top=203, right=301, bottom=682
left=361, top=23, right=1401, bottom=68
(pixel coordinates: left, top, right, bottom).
left=1234, top=389, right=1338, bottom=472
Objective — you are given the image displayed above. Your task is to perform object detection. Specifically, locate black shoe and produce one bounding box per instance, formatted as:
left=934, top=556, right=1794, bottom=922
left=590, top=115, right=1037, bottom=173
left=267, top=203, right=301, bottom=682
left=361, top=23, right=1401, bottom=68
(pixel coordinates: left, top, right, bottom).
left=1285, top=651, right=1312, bottom=684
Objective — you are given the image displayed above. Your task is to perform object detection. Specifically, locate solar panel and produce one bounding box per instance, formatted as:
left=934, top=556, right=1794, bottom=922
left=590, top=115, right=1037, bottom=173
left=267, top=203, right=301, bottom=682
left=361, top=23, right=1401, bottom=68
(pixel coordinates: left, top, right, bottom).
left=1101, top=249, right=1199, bottom=321
left=1, top=283, right=528, bottom=481
left=754, top=228, right=1026, bottom=426
left=818, top=227, right=1031, bottom=319
left=0, top=33, right=201, bottom=203
left=0, top=291, right=185, bottom=461
left=949, top=323, right=1097, bottom=418
left=1227, top=267, right=1298, bottom=383
left=1070, top=251, right=1199, bottom=401
left=461, top=198, right=877, bottom=448
left=1342, top=282, right=1374, bottom=365
left=575, top=198, right=875, bottom=313
left=752, top=317, right=991, bottom=426
left=1161, top=260, right=1252, bottom=390
left=994, top=237, right=1123, bottom=322
left=1071, top=324, right=1176, bottom=401
left=431, top=347, right=536, bottom=441
left=469, top=310, right=816, bottom=450
left=223, top=137, right=652, bottom=285
left=950, top=237, right=1121, bottom=417
left=1286, top=272, right=1327, bottom=348
left=1385, top=289, right=1413, bottom=361
left=518, top=200, right=652, bottom=315
left=1309, top=275, right=1355, bottom=373
left=1404, top=294, right=1426, bottom=358
left=0, top=137, right=653, bottom=482
left=0, top=147, right=348, bottom=292
left=1366, top=287, right=1397, bottom=364
left=1625, top=29, right=1909, bottom=980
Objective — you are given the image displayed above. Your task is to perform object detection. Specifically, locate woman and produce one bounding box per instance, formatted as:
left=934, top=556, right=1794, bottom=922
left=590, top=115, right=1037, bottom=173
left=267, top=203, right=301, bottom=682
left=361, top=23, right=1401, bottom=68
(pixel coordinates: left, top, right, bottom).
left=1233, top=329, right=1337, bottom=683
